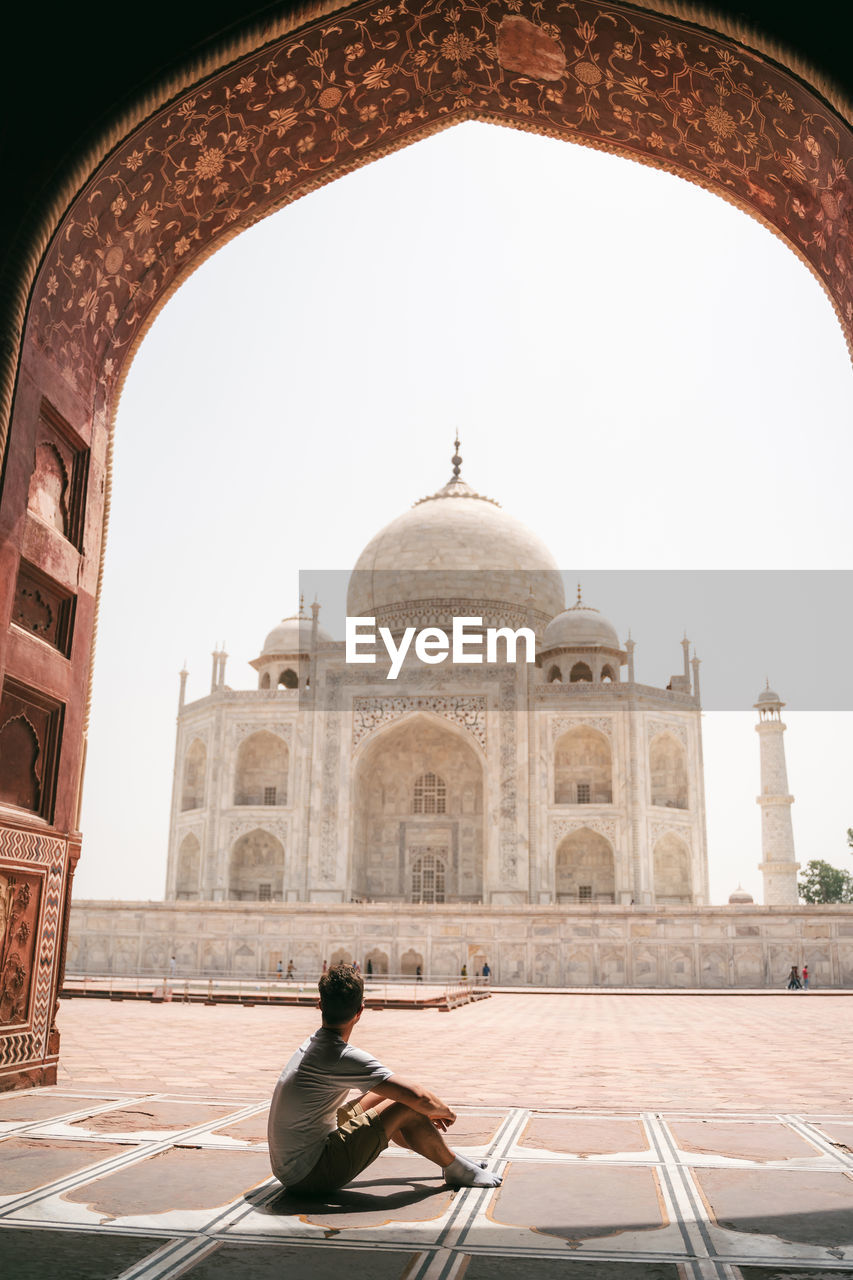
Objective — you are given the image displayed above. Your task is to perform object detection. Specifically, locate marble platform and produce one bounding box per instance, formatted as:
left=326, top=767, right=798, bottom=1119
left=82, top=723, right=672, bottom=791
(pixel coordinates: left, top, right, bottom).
left=3, top=1087, right=853, bottom=1279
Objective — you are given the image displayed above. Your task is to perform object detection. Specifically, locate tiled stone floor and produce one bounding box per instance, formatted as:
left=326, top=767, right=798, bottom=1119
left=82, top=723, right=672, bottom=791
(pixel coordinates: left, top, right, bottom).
left=3, top=993, right=853, bottom=1278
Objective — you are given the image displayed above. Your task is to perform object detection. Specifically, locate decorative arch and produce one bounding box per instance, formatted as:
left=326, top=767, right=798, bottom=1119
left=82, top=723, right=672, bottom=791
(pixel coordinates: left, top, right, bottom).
left=175, top=832, right=201, bottom=899
left=28, top=443, right=69, bottom=535
left=278, top=668, right=299, bottom=689
left=554, top=725, right=612, bottom=805
left=601, top=664, right=615, bottom=683
left=181, top=739, right=207, bottom=812
left=570, top=661, right=593, bottom=683
left=653, top=831, right=692, bottom=903
left=547, top=664, right=562, bottom=683
left=3, top=0, right=853, bottom=1087
left=228, top=827, right=285, bottom=901
left=400, top=948, right=424, bottom=977
left=351, top=711, right=484, bottom=902
left=259, top=672, right=271, bottom=689
left=555, top=827, right=615, bottom=903
left=649, top=731, right=688, bottom=809
left=0, top=715, right=41, bottom=812
left=365, top=947, right=389, bottom=975
left=233, top=729, right=289, bottom=806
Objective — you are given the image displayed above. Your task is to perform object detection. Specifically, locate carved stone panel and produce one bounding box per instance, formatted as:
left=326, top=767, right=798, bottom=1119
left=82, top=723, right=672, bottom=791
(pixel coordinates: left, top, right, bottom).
left=353, top=696, right=486, bottom=750
left=552, top=716, right=614, bottom=741
left=647, top=718, right=687, bottom=746
left=0, top=873, right=42, bottom=1026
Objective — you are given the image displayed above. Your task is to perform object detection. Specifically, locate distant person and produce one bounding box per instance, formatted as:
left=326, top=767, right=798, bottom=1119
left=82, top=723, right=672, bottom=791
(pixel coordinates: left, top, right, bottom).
left=276, top=960, right=283, bottom=978
left=366, top=958, right=373, bottom=976
left=354, top=960, right=361, bottom=974
left=286, top=959, right=295, bottom=979
left=169, top=955, right=177, bottom=977
left=787, top=964, right=802, bottom=990
left=802, top=964, right=809, bottom=990
left=460, top=964, right=467, bottom=979
left=415, top=964, right=422, bottom=982
left=267, top=963, right=501, bottom=1194
left=482, top=962, right=491, bottom=982
left=322, top=960, right=328, bottom=976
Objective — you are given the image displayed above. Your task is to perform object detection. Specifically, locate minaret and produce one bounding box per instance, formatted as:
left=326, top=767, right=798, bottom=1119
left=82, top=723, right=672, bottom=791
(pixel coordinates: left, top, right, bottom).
left=755, top=683, right=799, bottom=905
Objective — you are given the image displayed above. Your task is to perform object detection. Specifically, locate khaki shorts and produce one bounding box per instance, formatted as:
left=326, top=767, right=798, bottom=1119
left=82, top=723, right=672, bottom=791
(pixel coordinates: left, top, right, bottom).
left=288, top=1100, right=389, bottom=1194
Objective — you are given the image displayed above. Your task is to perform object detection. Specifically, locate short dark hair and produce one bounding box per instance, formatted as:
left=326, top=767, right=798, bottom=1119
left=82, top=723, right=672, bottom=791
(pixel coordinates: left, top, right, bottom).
left=319, top=963, right=363, bottom=1025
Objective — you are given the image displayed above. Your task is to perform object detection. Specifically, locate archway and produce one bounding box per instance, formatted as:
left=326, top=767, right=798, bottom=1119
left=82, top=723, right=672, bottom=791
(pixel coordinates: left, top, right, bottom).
left=175, top=832, right=201, bottom=899
left=1, top=0, right=851, bottom=1086
left=181, top=739, right=207, bottom=812
left=554, top=726, right=612, bottom=805
left=233, top=730, right=289, bottom=806
left=653, top=832, right=692, bottom=903
left=352, top=714, right=484, bottom=902
left=228, top=828, right=285, bottom=901
left=649, top=732, right=688, bottom=809
left=555, top=827, right=616, bottom=902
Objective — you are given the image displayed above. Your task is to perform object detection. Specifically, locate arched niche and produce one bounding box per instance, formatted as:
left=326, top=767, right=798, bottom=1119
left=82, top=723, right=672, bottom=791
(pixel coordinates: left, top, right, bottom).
left=547, top=665, right=562, bottom=684
left=365, top=948, right=389, bottom=975
left=570, top=662, right=593, bottom=683
left=649, top=732, right=688, bottom=809
left=555, top=827, right=615, bottom=903
left=259, top=672, right=270, bottom=689
left=28, top=443, right=69, bottom=535
left=601, top=664, right=616, bottom=683
left=352, top=713, right=484, bottom=903
left=228, top=827, right=285, bottom=901
left=653, top=832, right=692, bottom=904
left=400, top=948, right=424, bottom=977
left=0, top=714, right=41, bottom=812
left=554, top=725, right=612, bottom=805
left=181, top=739, right=206, bottom=812
left=175, top=832, right=200, bottom=899
left=233, top=730, right=289, bottom=806
left=278, top=669, right=299, bottom=689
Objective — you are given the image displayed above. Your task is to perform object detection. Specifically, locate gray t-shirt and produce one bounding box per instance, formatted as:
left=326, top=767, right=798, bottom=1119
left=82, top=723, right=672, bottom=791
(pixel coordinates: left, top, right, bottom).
left=267, top=1027, right=392, bottom=1185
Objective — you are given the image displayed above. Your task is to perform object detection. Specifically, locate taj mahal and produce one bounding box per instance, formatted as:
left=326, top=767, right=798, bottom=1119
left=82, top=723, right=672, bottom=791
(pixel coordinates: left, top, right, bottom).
left=165, top=443, right=711, bottom=912
left=67, top=446, right=839, bottom=988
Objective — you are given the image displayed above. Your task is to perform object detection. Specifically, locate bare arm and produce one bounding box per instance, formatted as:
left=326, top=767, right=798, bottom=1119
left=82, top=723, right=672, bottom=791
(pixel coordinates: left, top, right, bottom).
left=371, top=1075, right=456, bottom=1125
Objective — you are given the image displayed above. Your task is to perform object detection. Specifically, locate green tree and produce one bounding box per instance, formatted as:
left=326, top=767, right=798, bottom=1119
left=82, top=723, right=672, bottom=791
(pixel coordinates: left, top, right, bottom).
left=847, top=828, right=853, bottom=854
left=799, top=859, right=853, bottom=904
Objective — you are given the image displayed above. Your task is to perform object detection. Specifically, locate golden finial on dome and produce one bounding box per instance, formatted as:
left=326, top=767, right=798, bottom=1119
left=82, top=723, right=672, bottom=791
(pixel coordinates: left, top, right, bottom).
left=451, top=434, right=462, bottom=480
left=576, top=583, right=583, bottom=606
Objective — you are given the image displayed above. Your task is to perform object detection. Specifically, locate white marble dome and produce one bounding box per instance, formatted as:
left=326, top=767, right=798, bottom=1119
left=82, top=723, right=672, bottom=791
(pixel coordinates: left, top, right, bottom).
left=756, top=685, right=782, bottom=705
left=542, top=599, right=620, bottom=651
left=346, top=470, right=565, bottom=630
left=261, top=615, right=332, bottom=655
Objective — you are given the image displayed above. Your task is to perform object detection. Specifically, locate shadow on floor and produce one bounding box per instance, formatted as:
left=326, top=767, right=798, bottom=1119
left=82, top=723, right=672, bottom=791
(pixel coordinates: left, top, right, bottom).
left=251, top=1175, right=447, bottom=1217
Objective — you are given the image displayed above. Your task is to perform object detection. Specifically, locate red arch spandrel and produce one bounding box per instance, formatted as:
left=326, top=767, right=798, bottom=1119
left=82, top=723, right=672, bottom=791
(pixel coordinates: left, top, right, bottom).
left=30, top=0, right=853, bottom=411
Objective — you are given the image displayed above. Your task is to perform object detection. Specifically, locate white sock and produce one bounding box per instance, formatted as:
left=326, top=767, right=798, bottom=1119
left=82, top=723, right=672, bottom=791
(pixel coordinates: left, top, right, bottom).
left=443, top=1154, right=502, bottom=1187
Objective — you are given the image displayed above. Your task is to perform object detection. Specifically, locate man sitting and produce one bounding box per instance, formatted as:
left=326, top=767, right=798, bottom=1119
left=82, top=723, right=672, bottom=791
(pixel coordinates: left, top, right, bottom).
left=267, top=962, right=502, bottom=1195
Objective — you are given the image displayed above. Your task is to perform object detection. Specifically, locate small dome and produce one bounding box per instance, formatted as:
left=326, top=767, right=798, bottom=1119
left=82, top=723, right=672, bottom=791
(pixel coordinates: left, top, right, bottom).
left=541, top=593, right=620, bottom=652
left=756, top=684, right=781, bottom=704
left=728, top=885, right=754, bottom=905
left=262, top=615, right=332, bottom=656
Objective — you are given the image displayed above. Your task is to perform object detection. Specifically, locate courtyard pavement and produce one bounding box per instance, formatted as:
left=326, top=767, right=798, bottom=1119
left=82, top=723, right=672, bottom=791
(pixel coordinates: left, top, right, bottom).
left=2, top=992, right=853, bottom=1278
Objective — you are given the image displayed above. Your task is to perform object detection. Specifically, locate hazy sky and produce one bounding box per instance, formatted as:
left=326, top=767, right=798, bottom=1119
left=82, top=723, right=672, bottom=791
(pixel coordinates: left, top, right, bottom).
left=76, top=121, right=853, bottom=905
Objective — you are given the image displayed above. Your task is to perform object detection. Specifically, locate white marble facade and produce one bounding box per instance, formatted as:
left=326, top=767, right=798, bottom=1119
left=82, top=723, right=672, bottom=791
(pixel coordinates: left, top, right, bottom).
left=164, top=457, right=710, bottom=911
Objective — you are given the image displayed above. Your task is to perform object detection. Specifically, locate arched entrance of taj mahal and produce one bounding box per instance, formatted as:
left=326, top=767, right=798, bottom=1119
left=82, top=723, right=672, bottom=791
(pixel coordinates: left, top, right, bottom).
left=1, top=0, right=851, bottom=1087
